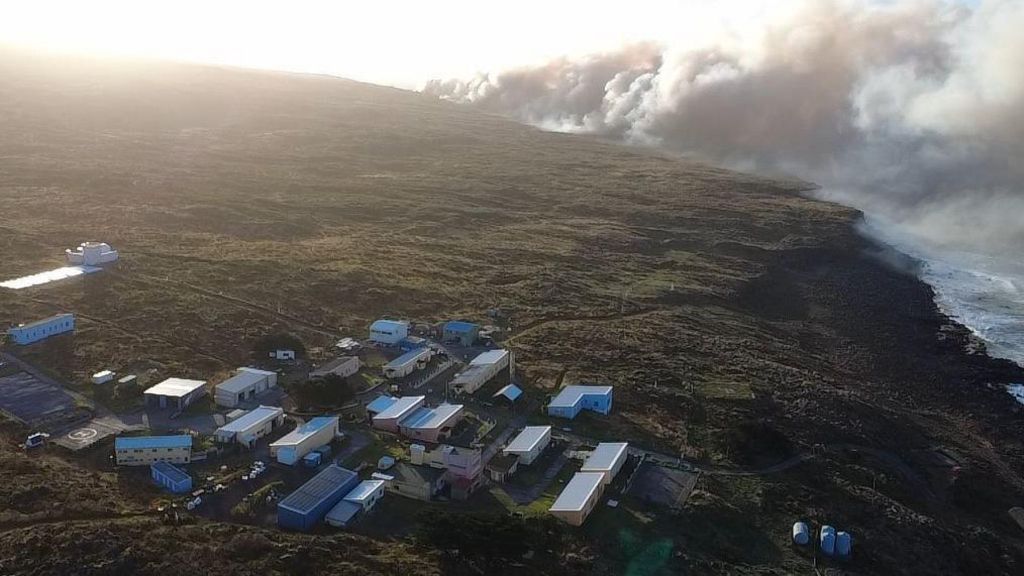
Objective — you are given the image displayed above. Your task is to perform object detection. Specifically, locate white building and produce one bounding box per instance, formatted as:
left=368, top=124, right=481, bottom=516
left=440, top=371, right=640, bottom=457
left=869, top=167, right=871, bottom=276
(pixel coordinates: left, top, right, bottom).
left=369, top=319, right=408, bottom=345
left=270, top=349, right=296, bottom=361
left=214, top=405, right=285, bottom=447
left=269, top=416, right=338, bottom=465
left=7, top=313, right=75, bottom=345
left=65, top=242, right=118, bottom=266
left=143, top=378, right=207, bottom=410
left=214, top=367, right=278, bottom=408
left=114, top=435, right=192, bottom=466
left=371, top=396, right=425, bottom=433
left=326, top=479, right=387, bottom=527
left=580, top=442, right=629, bottom=485
left=383, top=347, right=432, bottom=379
left=398, top=404, right=465, bottom=443
left=549, top=472, right=606, bottom=526
left=450, top=349, right=512, bottom=395
left=503, top=426, right=552, bottom=465
left=92, top=370, right=115, bottom=385
left=310, top=356, right=361, bottom=379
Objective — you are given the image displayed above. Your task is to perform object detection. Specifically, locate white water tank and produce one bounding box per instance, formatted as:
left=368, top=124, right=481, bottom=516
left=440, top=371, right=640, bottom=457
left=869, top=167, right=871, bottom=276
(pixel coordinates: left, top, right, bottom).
left=410, top=443, right=425, bottom=465
left=792, top=522, right=810, bottom=545
left=820, top=525, right=837, bottom=556
left=836, top=531, right=852, bottom=559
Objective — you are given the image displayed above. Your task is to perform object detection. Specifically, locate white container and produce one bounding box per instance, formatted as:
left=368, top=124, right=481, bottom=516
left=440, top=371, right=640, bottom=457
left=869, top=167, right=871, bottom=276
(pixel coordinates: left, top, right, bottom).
left=792, top=522, right=810, bottom=545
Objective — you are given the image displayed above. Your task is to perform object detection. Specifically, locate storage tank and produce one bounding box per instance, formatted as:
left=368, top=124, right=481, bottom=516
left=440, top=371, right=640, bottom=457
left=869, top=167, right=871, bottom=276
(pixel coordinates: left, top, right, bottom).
left=792, top=522, right=810, bottom=545
left=820, top=525, right=837, bottom=556
left=835, top=531, right=852, bottom=559
left=410, top=443, right=425, bottom=465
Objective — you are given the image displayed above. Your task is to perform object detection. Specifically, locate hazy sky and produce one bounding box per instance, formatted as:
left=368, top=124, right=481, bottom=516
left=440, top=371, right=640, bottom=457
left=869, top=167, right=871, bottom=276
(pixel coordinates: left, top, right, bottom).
left=0, top=0, right=838, bottom=88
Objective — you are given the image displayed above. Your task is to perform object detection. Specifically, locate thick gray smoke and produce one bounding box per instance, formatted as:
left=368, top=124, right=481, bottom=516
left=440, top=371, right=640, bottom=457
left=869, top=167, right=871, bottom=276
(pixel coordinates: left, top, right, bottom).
left=425, top=0, right=1024, bottom=257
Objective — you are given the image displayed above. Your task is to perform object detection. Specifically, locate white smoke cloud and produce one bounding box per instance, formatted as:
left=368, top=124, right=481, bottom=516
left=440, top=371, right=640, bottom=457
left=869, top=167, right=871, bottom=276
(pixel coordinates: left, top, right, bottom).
left=425, top=0, right=1024, bottom=257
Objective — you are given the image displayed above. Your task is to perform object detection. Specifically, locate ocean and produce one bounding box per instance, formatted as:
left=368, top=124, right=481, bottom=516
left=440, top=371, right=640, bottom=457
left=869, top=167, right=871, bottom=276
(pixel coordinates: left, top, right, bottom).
left=859, top=216, right=1024, bottom=404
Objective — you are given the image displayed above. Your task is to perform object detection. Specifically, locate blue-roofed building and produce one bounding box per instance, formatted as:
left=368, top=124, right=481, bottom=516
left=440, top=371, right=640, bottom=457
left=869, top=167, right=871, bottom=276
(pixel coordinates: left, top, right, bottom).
left=399, top=336, right=428, bottom=352
left=371, top=396, right=425, bottom=433
left=493, top=383, right=523, bottom=404
left=443, top=321, right=479, bottom=346
left=278, top=465, right=360, bottom=531
left=547, top=385, right=613, bottom=419
left=398, top=403, right=465, bottom=443
left=383, top=347, right=433, bottom=379
left=115, top=435, right=192, bottom=466
left=369, top=319, right=408, bottom=345
left=150, top=461, right=192, bottom=493
left=269, top=416, right=339, bottom=465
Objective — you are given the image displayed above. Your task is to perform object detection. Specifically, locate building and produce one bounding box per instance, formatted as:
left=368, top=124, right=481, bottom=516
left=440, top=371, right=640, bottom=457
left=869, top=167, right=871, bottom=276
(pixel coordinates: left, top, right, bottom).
left=486, top=453, right=519, bottom=483
left=549, top=472, right=606, bottom=526
left=310, top=356, right=361, bottom=379
left=365, top=395, right=399, bottom=421
left=547, top=385, right=613, bottom=419
left=411, top=443, right=483, bottom=482
left=117, top=374, right=137, bottom=388
left=150, top=461, right=192, bottom=493
left=493, top=383, right=523, bottom=405
left=369, top=319, right=409, bottom=345
left=92, top=370, right=115, bottom=385
left=269, top=416, right=338, bottom=465
left=443, top=321, right=479, bottom=346
left=326, top=479, right=385, bottom=528
left=7, top=313, right=74, bottom=345
left=399, top=336, right=428, bottom=352
left=450, top=349, right=512, bottom=395
left=270, top=349, right=296, bottom=361
left=386, top=462, right=446, bottom=501
left=580, top=442, right=629, bottom=485
left=383, top=347, right=433, bottom=379
left=277, top=465, right=360, bottom=531
left=214, top=405, right=285, bottom=447
left=65, top=242, right=118, bottom=265
left=143, top=378, right=207, bottom=410
left=371, top=396, right=425, bottom=433
left=115, top=435, right=192, bottom=466
left=503, top=425, right=552, bottom=465
left=399, top=404, right=465, bottom=443
left=214, top=367, right=278, bottom=408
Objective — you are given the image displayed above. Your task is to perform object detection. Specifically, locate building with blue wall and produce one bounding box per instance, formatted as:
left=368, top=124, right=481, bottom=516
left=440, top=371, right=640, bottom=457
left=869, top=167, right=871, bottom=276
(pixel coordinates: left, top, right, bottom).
left=277, top=465, right=360, bottom=531
left=443, top=321, right=479, bottom=346
left=7, top=313, right=75, bottom=345
left=151, top=461, right=193, bottom=493
left=547, top=385, right=613, bottom=419
left=369, top=320, right=409, bottom=345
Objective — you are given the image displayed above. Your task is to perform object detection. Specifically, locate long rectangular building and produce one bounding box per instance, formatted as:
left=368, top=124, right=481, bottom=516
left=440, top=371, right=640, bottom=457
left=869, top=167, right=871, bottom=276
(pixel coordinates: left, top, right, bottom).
left=278, top=465, right=359, bottom=531
left=371, top=396, right=425, bottom=433
left=503, top=425, right=552, bottom=465
left=270, top=416, right=338, bottom=465
left=383, top=347, right=432, bottom=379
left=115, top=435, right=192, bottom=466
left=399, top=404, right=464, bottom=443
left=150, top=461, right=192, bottom=493
left=214, top=405, right=285, bottom=447
left=7, top=313, right=75, bottom=345
left=549, top=472, right=605, bottom=526
left=214, top=367, right=277, bottom=408
left=450, top=349, right=512, bottom=395
left=580, top=442, right=629, bottom=485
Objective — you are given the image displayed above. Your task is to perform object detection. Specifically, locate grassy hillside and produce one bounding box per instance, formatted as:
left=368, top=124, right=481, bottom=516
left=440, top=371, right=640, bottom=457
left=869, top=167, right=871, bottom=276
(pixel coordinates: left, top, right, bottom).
left=1, top=48, right=1024, bottom=575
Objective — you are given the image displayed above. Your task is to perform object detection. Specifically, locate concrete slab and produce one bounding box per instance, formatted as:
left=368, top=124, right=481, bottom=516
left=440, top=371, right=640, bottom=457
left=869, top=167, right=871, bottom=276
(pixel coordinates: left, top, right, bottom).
left=0, top=371, right=76, bottom=425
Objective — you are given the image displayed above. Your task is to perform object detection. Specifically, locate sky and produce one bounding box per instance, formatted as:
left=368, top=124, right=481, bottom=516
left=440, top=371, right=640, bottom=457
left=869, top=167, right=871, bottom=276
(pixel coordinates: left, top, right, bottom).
left=0, top=0, right=824, bottom=88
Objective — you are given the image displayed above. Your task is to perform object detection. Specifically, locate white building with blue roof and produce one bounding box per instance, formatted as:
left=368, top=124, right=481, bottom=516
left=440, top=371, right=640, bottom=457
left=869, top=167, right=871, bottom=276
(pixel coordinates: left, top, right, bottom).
left=115, top=435, right=192, bottom=466
left=371, top=396, right=425, bottom=433
left=399, top=403, right=465, bottom=443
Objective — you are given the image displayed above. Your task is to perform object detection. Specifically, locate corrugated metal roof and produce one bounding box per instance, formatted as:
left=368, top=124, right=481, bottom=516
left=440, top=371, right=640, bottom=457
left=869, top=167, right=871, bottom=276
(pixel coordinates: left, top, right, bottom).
left=444, top=321, right=478, bottom=333
left=279, top=465, right=358, bottom=514
left=399, top=404, right=463, bottom=431
left=143, top=377, right=207, bottom=398
left=504, top=426, right=551, bottom=454
left=116, top=435, right=192, bottom=450
left=493, top=383, right=523, bottom=402
left=549, top=385, right=612, bottom=408
left=581, top=442, right=628, bottom=472
left=270, top=416, right=337, bottom=447
left=470, top=349, right=508, bottom=366
left=344, top=480, right=385, bottom=503
left=216, top=368, right=274, bottom=394
left=385, top=348, right=431, bottom=369
left=325, top=499, right=362, bottom=525
left=373, top=396, right=424, bottom=421
left=366, top=395, right=398, bottom=414
left=370, top=319, right=407, bottom=330
left=151, top=461, right=190, bottom=484
left=549, top=472, right=604, bottom=512
left=217, top=405, right=283, bottom=434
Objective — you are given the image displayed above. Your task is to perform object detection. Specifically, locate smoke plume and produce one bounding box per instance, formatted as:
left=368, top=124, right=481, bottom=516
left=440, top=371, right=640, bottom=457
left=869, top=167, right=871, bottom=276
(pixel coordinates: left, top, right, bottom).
left=425, top=0, right=1024, bottom=257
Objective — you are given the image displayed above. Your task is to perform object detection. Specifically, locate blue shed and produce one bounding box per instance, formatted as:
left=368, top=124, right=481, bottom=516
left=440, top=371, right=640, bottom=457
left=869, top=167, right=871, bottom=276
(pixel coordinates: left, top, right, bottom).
left=547, top=385, right=613, bottom=419
left=150, top=461, right=192, bottom=493
left=277, top=465, right=359, bottom=531
left=443, top=321, right=479, bottom=346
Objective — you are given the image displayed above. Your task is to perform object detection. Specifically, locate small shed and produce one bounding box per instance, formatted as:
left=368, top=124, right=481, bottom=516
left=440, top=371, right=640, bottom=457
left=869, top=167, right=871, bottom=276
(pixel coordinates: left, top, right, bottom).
left=92, top=370, right=115, bottom=385
left=493, top=383, right=523, bottom=405
left=486, top=453, right=519, bottom=483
